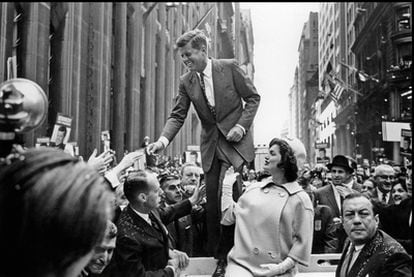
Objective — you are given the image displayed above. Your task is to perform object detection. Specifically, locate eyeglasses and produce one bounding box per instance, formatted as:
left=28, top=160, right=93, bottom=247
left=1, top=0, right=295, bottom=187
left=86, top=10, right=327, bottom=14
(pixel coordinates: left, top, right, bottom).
left=377, top=175, right=395, bottom=180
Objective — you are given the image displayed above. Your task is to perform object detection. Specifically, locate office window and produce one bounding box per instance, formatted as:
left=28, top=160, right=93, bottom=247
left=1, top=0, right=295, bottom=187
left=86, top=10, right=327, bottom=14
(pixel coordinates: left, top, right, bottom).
left=396, top=6, right=411, bottom=31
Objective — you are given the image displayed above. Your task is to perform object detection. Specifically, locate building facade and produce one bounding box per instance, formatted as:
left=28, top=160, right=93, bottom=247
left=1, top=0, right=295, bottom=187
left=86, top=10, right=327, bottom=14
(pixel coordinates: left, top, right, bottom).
left=0, top=2, right=255, bottom=161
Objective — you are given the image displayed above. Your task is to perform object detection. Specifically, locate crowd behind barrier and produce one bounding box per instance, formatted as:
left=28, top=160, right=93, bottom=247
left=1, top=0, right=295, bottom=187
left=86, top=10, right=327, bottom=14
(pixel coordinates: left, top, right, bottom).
left=0, top=138, right=412, bottom=277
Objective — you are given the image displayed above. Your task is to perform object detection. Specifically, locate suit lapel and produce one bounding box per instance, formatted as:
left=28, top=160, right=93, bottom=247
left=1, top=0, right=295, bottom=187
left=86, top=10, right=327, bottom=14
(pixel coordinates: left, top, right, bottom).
left=188, top=70, right=215, bottom=120
left=126, top=206, right=164, bottom=242
left=347, top=232, right=382, bottom=277
left=327, top=186, right=340, bottom=216
left=211, top=59, right=225, bottom=119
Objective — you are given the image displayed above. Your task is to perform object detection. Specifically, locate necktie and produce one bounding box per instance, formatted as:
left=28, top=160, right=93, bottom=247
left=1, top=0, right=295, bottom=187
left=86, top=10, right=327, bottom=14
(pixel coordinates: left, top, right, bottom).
left=199, top=73, right=216, bottom=118
left=382, top=193, right=387, bottom=203
left=340, top=244, right=355, bottom=277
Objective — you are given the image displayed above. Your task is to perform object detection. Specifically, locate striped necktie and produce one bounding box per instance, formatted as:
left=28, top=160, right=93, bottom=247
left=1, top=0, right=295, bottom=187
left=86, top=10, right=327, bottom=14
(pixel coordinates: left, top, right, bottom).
left=340, top=244, right=355, bottom=277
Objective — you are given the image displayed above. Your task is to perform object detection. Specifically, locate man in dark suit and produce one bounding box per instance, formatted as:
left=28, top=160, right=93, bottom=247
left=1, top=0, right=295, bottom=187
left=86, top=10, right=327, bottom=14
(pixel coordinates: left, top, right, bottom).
left=159, top=173, right=194, bottom=256
left=336, top=193, right=411, bottom=277
left=111, top=170, right=203, bottom=277
left=314, top=155, right=361, bottom=252
left=147, top=29, right=260, bottom=276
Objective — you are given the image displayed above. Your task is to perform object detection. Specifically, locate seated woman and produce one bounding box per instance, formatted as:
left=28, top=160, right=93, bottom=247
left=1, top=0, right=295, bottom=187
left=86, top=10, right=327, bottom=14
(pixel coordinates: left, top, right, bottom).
left=0, top=148, right=114, bottom=277
left=221, top=138, right=314, bottom=277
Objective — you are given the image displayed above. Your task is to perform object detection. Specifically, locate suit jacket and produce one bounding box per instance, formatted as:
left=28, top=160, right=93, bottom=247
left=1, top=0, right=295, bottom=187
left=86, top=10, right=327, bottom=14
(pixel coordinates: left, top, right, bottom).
left=335, top=230, right=412, bottom=277
left=378, top=197, right=412, bottom=254
left=314, top=184, right=346, bottom=252
left=159, top=202, right=194, bottom=256
left=371, top=188, right=395, bottom=205
left=314, top=184, right=341, bottom=218
left=111, top=200, right=192, bottom=277
left=160, top=58, right=260, bottom=172
left=312, top=204, right=338, bottom=254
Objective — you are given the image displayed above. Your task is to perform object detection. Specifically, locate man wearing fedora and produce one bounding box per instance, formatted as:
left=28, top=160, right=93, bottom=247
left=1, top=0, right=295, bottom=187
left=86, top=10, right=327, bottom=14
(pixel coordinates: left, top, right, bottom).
left=314, top=155, right=361, bottom=252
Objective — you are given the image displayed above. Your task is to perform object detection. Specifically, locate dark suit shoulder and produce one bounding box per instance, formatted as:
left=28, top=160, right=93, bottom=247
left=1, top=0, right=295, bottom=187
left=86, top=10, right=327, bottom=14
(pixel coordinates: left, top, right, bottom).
left=314, top=185, right=332, bottom=196
left=380, top=230, right=409, bottom=255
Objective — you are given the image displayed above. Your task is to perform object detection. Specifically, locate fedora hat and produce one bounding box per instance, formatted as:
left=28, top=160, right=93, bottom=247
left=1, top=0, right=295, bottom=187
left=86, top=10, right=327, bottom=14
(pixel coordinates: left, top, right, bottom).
left=327, top=155, right=354, bottom=173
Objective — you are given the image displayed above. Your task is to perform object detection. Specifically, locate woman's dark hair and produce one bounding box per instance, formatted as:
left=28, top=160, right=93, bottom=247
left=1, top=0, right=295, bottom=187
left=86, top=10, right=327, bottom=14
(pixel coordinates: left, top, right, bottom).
left=268, top=138, right=298, bottom=182
left=0, top=148, right=113, bottom=277
left=392, top=179, right=408, bottom=192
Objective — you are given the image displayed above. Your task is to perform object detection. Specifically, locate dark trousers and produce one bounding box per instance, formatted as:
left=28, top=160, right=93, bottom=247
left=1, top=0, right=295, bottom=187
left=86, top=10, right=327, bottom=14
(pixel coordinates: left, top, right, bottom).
left=204, top=135, right=244, bottom=259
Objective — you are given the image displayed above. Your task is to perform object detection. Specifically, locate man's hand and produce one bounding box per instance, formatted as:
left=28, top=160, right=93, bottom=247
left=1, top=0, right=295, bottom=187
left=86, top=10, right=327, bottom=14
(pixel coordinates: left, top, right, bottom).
left=112, top=151, right=144, bottom=178
left=169, top=249, right=189, bottom=270
left=188, top=181, right=206, bottom=206
left=336, top=185, right=356, bottom=198
left=146, top=141, right=165, bottom=155
left=87, top=149, right=113, bottom=174
left=226, top=125, right=244, bottom=142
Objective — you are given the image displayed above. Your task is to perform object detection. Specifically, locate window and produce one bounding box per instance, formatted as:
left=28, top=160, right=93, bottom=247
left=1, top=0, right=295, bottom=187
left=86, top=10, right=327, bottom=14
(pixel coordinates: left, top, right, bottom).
left=396, top=6, right=411, bottom=31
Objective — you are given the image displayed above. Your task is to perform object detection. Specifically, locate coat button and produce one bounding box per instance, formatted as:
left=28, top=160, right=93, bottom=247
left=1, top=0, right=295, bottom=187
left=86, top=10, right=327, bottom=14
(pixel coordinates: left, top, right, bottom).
left=279, top=192, right=285, bottom=197
left=253, top=247, right=259, bottom=255
left=263, top=188, right=269, bottom=194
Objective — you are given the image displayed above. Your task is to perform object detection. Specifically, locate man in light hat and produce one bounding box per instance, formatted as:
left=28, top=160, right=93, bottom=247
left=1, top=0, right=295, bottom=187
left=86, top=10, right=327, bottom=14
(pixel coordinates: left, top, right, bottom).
left=314, top=155, right=361, bottom=252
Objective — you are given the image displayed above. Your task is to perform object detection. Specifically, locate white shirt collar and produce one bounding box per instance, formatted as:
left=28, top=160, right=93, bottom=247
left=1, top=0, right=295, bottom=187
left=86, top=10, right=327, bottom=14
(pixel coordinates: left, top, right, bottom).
left=343, top=178, right=354, bottom=189
left=352, top=243, right=365, bottom=252
left=131, top=206, right=151, bottom=225
left=198, top=58, right=212, bottom=79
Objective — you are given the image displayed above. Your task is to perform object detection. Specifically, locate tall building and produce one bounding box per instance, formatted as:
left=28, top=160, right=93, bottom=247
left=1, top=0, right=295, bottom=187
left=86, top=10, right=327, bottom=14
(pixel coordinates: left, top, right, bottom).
left=317, top=2, right=356, bottom=159
left=296, top=11, right=319, bottom=164
left=0, top=2, right=255, bottom=161
left=352, top=2, right=412, bottom=164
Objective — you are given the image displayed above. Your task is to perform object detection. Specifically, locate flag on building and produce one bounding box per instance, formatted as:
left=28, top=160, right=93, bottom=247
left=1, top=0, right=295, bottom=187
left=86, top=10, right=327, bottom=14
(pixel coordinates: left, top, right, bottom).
left=324, top=72, right=345, bottom=105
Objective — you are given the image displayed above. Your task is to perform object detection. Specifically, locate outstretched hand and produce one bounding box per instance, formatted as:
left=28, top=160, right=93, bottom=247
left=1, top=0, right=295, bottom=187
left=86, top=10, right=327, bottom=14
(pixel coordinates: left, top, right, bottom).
left=223, top=166, right=239, bottom=188
left=87, top=149, right=113, bottom=174
left=146, top=141, right=165, bottom=155
left=188, top=180, right=206, bottom=206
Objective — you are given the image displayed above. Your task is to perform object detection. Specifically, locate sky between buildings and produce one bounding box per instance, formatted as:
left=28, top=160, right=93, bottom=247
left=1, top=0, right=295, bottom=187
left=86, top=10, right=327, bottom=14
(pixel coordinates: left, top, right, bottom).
left=239, top=2, right=320, bottom=146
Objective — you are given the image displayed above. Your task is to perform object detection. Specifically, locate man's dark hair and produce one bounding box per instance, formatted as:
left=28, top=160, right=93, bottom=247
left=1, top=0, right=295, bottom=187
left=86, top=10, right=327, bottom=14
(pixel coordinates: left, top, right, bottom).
left=176, top=29, right=208, bottom=49
left=159, top=174, right=180, bottom=190
left=123, top=170, right=153, bottom=203
left=342, top=192, right=378, bottom=215
left=58, top=125, right=67, bottom=134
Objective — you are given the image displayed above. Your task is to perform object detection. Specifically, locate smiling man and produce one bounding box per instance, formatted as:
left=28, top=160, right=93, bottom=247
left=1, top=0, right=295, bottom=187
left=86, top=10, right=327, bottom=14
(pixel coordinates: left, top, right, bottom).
left=336, top=193, right=411, bottom=277
left=147, top=29, right=261, bottom=276
left=372, top=164, right=395, bottom=205
left=314, top=155, right=360, bottom=252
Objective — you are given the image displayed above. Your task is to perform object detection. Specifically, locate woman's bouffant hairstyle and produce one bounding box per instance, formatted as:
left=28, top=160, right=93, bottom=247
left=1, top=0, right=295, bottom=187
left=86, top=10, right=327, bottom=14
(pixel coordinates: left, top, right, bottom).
left=0, top=148, right=113, bottom=277
left=268, top=138, right=299, bottom=182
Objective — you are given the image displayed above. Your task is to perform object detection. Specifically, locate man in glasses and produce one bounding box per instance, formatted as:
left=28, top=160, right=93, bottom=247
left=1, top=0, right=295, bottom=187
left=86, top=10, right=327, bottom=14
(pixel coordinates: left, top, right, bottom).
left=372, top=164, right=395, bottom=205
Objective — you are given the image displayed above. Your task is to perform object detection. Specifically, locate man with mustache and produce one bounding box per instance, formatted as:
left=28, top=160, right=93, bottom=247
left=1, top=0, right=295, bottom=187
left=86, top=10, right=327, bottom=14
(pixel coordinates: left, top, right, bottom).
left=147, top=29, right=260, bottom=276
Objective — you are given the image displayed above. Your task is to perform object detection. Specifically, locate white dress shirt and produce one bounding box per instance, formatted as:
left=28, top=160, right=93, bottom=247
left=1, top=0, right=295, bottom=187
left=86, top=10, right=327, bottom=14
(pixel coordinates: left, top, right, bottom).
left=130, top=206, right=151, bottom=225
left=158, top=58, right=245, bottom=148
left=196, top=58, right=215, bottom=106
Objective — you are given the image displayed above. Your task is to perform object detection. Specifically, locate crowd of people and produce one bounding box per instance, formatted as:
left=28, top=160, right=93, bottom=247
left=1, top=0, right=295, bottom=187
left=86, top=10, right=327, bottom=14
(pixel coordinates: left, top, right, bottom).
left=0, top=27, right=412, bottom=277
